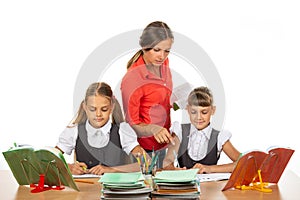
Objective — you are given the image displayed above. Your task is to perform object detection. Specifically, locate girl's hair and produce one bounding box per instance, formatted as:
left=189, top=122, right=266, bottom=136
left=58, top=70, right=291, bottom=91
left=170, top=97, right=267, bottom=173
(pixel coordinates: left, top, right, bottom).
left=127, top=21, right=174, bottom=69
left=188, top=86, right=214, bottom=107
left=71, top=82, right=124, bottom=125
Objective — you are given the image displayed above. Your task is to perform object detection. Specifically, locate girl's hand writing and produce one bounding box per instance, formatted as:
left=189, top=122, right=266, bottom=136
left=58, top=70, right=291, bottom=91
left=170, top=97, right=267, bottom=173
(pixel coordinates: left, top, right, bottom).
left=192, top=163, right=211, bottom=174
left=68, top=162, right=87, bottom=175
left=163, top=163, right=186, bottom=171
left=88, top=164, right=115, bottom=175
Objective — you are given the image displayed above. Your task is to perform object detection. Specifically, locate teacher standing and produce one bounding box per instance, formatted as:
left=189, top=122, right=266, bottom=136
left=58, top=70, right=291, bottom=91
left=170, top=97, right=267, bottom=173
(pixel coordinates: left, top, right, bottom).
left=121, top=21, right=175, bottom=167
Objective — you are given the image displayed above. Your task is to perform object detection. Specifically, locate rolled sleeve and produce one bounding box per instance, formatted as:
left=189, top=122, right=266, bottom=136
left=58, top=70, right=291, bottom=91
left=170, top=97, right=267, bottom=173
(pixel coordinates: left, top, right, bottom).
left=56, top=126, right=78, bottom=155
left=217, top=129, right=232, bottom=151
left=119, top=122, right=139, bottom=155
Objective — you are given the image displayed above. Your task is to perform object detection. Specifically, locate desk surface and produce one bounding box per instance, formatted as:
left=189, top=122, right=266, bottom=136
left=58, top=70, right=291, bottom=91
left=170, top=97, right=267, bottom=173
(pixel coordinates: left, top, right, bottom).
left=1, top=170, right=300, bottom=200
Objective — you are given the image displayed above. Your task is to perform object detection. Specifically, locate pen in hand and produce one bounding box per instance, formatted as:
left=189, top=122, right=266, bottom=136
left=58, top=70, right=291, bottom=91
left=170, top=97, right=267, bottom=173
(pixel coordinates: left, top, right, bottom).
left=76, top=161, right=87, bottom=171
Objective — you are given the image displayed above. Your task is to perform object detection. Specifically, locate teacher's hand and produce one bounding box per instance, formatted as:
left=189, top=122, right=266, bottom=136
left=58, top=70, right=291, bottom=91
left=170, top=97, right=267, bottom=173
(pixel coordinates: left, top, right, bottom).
left=154, top=128, right=174, bottom=144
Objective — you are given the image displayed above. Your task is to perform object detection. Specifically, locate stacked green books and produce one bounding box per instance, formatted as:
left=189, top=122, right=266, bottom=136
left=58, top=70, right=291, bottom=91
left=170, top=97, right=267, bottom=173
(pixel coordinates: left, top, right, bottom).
left=99, top=172, right=152, bottom=199
left=152, top=169, right=200, bottom=199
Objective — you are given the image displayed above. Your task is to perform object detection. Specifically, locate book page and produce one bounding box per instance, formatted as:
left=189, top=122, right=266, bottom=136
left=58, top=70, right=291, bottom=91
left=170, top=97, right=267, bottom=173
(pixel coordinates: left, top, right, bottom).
left=154, top=169, right=198, bottom=182
left=259, top=147, right=295, bottom=183
left=171, top=82, right=193, bottom=109
left=197, top=173, right=231, bottom=182
left=99, top=172, right=143, bottom=184
left=73, top=173, right=101, bottom=179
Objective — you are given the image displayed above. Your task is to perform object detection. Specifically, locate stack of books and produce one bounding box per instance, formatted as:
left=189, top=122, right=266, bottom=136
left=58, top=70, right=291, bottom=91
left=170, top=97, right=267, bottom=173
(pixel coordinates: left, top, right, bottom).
left=99, top=172, right=152, bottom=199
left=151, top=169, right=200, bottom=199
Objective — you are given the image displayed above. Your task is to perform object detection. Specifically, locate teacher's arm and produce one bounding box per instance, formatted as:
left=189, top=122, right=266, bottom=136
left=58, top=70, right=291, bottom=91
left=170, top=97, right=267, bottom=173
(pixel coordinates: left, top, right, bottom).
left=132, top=123, right=174, bottom=144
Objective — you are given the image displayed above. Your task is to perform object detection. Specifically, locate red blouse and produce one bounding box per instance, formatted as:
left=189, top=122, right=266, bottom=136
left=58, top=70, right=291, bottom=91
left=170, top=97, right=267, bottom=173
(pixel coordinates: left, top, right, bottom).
left=121, top=55, right=173, bottom=150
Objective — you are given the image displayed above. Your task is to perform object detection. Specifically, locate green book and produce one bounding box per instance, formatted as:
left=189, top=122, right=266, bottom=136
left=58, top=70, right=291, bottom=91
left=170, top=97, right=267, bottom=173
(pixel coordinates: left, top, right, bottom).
left=99, top=172, right=143, bottom=184
left=154, top=169, right=199, bottom=183
left=2, top=145, right=79, bottom=191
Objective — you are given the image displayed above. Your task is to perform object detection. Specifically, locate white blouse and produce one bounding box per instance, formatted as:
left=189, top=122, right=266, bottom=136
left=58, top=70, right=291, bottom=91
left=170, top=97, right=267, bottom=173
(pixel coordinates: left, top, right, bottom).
left=170, top=121, right=232, bottom=161
left=56, top=120, right=139, bottom=156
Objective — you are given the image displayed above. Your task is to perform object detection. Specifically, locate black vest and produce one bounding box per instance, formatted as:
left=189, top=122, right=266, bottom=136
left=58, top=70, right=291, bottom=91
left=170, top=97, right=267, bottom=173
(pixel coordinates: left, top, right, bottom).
left=75, top=123, right=131, bottom=169
left=177, top=124, right=220, bottom=169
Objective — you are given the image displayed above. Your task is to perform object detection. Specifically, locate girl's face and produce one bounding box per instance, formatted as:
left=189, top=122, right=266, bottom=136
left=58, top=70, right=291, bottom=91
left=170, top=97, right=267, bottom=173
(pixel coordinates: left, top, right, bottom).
left=83, top=95, right=113, bottom=129
left=187, top=105, right=215, bottom=130
left=143, top=38, right=173, bottom=67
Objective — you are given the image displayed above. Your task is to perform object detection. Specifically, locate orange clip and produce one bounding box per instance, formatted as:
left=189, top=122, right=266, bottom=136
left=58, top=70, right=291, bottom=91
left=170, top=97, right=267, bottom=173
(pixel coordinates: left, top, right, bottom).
left=235, top=170, right=272, bottom=193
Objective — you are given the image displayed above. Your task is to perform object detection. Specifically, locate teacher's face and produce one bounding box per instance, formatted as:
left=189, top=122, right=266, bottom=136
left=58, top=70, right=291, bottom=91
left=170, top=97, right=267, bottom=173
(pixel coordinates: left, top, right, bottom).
left=143, top=38, right=173, bottom=67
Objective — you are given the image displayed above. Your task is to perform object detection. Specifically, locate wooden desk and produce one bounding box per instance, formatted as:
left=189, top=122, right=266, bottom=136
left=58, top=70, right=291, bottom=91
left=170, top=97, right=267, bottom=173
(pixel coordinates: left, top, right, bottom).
left=1, top=170, right=300, bottom=200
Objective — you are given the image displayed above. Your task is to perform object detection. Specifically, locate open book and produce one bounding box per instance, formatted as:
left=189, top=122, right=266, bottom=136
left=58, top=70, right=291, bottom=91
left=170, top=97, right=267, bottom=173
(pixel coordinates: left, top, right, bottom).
left=2, top=145, right=79, bottom=192
left=171, top=82, right=193, bottom=110
left=222, top=147, right=294, bottom=191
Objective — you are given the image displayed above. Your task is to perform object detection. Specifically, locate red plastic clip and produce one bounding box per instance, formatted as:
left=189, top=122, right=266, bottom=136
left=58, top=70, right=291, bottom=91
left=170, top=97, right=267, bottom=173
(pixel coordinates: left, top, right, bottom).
left=30, top=174, right=64, bottom=193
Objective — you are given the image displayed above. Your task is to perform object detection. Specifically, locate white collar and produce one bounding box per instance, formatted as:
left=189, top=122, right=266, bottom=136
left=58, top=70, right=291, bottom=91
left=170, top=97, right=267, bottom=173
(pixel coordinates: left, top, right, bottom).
left=85, top=120, right=112, bottom=136
left=190, top=123, right=212, bottom=140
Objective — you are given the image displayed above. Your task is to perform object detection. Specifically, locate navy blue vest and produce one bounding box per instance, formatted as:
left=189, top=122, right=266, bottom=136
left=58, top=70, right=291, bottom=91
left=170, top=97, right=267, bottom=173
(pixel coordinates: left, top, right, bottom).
left=75, top=123, right=131, bottom=169
left=177, top=124, right=220, bottom=169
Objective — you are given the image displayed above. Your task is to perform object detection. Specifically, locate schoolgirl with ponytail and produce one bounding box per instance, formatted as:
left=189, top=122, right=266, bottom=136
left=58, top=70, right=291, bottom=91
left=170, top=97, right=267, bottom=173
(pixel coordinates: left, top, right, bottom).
left=56, top=82, right=145, bottom=175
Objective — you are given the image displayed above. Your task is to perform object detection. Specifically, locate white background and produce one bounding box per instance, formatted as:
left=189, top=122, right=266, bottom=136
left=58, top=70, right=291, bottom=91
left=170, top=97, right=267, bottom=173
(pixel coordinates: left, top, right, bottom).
left=1, top=1, right=299, bottom=177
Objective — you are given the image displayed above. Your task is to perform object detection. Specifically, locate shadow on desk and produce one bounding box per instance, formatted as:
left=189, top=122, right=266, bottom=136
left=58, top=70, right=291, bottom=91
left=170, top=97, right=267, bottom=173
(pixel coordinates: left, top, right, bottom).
left=15, top=186, right=79, bottom=200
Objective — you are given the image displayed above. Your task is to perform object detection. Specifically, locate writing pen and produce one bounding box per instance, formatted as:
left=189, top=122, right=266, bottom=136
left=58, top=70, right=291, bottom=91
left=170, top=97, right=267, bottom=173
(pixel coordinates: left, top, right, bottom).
left=136, top=155, right=144, bottom=173
left=149, top=151, right=160, bottom=173
left=76, top=161, right=87, bottom=171
left=143, top=151, right=149, bottom=173
left=74, top=179, right=94, bottom=184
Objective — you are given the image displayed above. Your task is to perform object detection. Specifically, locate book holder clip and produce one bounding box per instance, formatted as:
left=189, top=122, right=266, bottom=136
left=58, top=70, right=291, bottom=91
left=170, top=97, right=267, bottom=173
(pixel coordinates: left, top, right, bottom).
left=234, top=155, right=273, bottom=193
left=20, top=158, right=65, bottom=193
left=235, top=169, right=272, bottom=193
